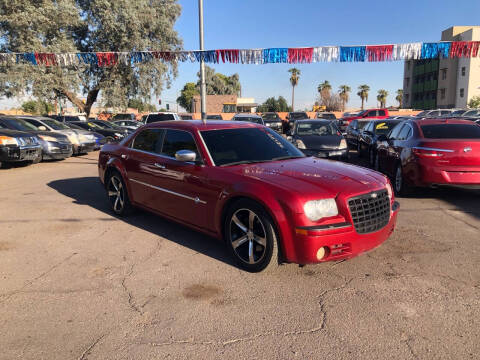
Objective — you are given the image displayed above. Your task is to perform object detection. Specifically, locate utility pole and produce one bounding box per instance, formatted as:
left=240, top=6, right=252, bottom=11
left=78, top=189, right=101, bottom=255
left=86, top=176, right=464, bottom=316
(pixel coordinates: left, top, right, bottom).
left=198, top=0, right=206, bottom=124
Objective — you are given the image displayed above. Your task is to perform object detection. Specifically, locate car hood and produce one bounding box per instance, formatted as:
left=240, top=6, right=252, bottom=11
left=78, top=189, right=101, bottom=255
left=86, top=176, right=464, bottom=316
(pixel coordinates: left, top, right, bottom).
left=224, top=157, right=387, bottom=199
left=296, top=135, right=342, bottom=149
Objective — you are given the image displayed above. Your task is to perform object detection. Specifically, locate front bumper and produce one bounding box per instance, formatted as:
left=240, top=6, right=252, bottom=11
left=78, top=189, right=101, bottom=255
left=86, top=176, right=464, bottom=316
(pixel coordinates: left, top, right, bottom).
left=303, top=148, right=349, bottom=159
left=41, top=141, right=73, bottom=160
left=0, top=145, right=42, bottom=163
left=288, top=201, right=399, bottom=264
left=74, top=142, right=96, bottom=154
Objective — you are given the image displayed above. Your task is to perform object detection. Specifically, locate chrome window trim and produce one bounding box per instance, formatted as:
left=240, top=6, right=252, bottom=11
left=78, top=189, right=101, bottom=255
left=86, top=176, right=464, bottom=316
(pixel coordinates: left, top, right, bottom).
left=130, top=178, right=206, bottom=204
left=197, top=131, right=216, bottom=166
left=412, top=146, right=454, bottom=153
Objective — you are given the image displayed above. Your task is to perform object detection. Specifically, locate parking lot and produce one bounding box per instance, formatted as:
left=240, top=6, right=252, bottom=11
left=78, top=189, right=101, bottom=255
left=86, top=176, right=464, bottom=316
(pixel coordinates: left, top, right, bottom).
left=1, top=152, right=479, bottom=360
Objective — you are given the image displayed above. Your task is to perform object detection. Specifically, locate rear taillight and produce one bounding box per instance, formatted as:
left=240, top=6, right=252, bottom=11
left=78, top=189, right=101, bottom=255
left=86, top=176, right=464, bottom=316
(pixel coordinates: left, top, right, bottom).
left=412, top=146, right=454, bottom=158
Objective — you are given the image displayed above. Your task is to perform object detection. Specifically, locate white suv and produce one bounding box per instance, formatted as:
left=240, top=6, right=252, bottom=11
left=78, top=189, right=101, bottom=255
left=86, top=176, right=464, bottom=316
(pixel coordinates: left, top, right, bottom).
left=144, top=112, right=181, bottom=124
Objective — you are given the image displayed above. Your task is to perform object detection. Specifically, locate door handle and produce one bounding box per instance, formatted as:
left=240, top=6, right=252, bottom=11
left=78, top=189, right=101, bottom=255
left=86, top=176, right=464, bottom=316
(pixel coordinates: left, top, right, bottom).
left=154, top=163, right=166, bottom=169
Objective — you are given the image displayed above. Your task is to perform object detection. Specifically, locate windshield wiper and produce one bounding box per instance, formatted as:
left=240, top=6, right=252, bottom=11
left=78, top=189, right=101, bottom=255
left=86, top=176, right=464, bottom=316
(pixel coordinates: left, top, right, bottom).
left=271, top=155, right=304, bottom=161
left=220, top=159, right=272, bottom=167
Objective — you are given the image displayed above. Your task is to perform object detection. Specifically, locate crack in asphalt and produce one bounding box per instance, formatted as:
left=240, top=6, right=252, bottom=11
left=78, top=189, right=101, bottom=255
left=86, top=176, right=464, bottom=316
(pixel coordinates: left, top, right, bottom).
left=77, top=334, right=106, bottom=360
left=0, top=252, right=78, bottom=304
left=441, top=209, right=480, bottom=231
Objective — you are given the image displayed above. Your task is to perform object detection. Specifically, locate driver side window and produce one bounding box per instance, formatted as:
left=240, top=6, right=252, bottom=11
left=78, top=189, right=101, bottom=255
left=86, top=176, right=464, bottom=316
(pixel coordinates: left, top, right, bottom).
left=161, top=129, right=200, bottom=160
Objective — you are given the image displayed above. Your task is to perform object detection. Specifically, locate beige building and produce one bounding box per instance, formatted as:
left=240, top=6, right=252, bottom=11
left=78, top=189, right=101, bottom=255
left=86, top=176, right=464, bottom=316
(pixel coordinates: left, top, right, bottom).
left=191, top=95, right=257, bottom=113
left=403, top=26, right=480, bottom=109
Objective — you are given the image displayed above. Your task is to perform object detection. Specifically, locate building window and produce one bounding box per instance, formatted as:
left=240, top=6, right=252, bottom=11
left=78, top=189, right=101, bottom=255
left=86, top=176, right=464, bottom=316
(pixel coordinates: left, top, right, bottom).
left=460, top=88, right=464, bottom=98
left=441, top=68, right=447, bottom=80
left=461, top=67, right=466, bottom=76
left=405, top=77, right=410, bottom=87
left=440, top=89, right=446, bottom=99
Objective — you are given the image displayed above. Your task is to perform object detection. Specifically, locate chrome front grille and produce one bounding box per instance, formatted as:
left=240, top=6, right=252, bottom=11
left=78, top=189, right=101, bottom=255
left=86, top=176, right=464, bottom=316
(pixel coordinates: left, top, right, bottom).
left=348, top=189, right=390, bottom=234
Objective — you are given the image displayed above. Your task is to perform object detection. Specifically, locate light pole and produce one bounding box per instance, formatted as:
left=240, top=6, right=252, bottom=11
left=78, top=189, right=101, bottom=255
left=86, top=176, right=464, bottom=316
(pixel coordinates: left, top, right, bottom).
left=198, top=0, right=207, bottom=124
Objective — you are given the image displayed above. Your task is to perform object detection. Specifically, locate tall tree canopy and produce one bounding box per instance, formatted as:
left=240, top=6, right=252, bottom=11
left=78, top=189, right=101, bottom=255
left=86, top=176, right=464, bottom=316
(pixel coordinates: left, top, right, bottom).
left=288, top=68, right=300, bottom=111
left=357, top=84, right=370, bottom=110
left=257, top=96, right=291, bottom=112
left=177, top=82, right=199, bottom=112
left=0, top=0, right=183, bottom=116
left=196, top=66, right=241, bottom=96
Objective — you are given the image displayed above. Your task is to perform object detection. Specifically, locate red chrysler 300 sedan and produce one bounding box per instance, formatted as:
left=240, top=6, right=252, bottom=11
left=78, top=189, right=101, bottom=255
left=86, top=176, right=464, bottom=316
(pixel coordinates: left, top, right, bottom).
left=98, top=121, right=399, bottom=272
left=375, top=118, right=480, bottom=196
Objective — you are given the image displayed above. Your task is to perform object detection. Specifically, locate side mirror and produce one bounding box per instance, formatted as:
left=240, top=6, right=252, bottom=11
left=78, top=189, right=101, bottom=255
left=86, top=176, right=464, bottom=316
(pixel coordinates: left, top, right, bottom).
left=175, top=149, right=196, bottom=162
left=38, top=126, right=47, bottom=131
left=287, top=136, right=293, bottom=142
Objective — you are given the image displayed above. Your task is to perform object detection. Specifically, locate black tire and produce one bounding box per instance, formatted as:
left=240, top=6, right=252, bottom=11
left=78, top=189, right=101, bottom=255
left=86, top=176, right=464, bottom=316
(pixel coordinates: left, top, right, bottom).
left=393, top=163, right=413, bottom=197
left=224, top=199, right=279, bottom=273
left=31, top=154, right=42, bottom=164
left=106, top=170, right=133, bottom=216
left=369, top=148, right=375, bottom=167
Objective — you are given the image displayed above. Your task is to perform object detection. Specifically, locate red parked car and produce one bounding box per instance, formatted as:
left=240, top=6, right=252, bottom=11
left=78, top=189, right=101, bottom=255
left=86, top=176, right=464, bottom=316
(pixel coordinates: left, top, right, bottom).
left=375, top=118, right=480, bottom=196
left=337, top=108, right=389, bottom=133
left=98, top=121, right=399, bottom=272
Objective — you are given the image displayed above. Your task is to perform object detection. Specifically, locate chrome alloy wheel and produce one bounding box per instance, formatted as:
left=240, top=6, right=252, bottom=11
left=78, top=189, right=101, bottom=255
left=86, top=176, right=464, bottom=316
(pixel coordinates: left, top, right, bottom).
left=230, top=208, right=267, bottom=265
left=108, top=175, right=125, bottom=213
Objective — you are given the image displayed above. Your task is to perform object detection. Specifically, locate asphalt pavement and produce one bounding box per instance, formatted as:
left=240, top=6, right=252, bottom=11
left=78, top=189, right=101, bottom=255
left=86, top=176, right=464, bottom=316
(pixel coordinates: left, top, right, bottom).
left=1, top=152, right=479, bottom=359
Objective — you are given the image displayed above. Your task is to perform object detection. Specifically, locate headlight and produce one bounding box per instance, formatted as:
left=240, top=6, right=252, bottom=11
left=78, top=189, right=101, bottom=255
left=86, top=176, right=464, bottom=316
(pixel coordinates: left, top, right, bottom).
left=304, top=199, right=338, bottom=221
left=0, top=135, right=19, bottom=146
left=296, top=139, right=306, bottom=149
left=265, top=123, right=271, bottom=127
left=386, top=181, right=393, bottom=200
left=38, top=135, right=58, bottom=142
left=114, top=133, right=123, bottom=137
left=67, top=134, right=80, bottom=145
left=339, top=139, right=347, bottom=149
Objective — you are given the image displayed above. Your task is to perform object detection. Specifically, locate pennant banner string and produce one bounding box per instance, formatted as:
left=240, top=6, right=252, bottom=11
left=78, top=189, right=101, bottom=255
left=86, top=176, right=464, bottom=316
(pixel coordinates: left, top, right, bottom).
left=0, top=41, right=479, bottom=67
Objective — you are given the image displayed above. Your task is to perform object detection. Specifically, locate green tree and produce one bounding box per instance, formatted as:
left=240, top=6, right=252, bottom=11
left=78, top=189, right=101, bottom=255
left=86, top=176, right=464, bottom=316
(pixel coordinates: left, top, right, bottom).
left=377, top=89, right=388, bottom=108
left=257, top=96, right=292, bottom=112
left=197, top=66, right=241, bottom=96
left=338, top=85, right=351, bottom=111
left=0, top=0, right=182, bottom=117
left=176, top=82, right=199, bottom=112
left=468, top=95, right=480, bottom=109
left=357, top=85, right=370, bottom=110
left=21, top=100, right=53, bottom=114
left=288, top=68, right=300, bottom=111
left=127, top=99, right=156, bottom=112
left=395, top=89, right=403, bottom=108
left=317, top=80, right=332, bottom=96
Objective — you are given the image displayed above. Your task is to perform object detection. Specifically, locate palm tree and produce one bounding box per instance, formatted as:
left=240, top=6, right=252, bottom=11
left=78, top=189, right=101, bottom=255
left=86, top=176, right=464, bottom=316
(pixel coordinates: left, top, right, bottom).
left=377, top=89, right=388, bottom=108
left=288, top=68, right=300, bottom=111
left=396, top=89, right=403, bottom=108
left=338, top=85, right=351, bottom=111
left=317, top=80, right=332, bottom=96
left=357, top=84, right=370, bottom=110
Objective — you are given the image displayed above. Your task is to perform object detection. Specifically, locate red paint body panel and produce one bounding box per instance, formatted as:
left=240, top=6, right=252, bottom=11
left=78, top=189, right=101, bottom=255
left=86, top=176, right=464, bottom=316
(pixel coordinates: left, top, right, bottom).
left=99, top=121, right=399, bottom=264
left=342, top=108, right=390, bottom=124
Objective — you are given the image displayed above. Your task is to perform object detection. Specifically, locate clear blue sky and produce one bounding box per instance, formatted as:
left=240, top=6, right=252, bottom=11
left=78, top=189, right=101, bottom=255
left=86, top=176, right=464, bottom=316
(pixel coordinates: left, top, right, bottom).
left=1, top=0, right=479, bottom=111
left=161, top=0, right=480, bottom=111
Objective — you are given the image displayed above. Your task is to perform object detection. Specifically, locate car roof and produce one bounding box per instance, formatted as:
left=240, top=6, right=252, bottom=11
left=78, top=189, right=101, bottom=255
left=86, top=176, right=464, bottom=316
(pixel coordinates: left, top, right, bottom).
left=144, top=120, right=262, bottom=131
left=233, top=113, right=261, bottom=118
left=412, top=118, right=477, bottom=125
left=296, top=119, right=332, bottom=123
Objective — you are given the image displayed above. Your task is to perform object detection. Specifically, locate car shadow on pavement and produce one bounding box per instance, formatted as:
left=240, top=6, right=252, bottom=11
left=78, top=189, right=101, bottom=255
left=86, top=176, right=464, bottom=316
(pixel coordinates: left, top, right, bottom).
left=47, top=176, right=236, bottom=268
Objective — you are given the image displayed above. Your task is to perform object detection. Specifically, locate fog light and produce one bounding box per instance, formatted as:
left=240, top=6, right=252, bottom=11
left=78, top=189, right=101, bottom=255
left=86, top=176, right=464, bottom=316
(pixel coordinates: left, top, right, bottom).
left=316, top=247, right=327, bottom=260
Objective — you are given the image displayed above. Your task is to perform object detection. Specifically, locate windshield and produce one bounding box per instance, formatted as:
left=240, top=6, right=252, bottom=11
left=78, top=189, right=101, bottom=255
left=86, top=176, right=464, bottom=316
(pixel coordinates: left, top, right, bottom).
left=42, top=119, right=70, bottom=130
left=66, top=123, right=84, bottom=130
left=2, top=118, right=39, bottom=131
left=355, top=110, right=367, bottom=117
left=357, top=120, right=370, bottom=129
left=112, top=114, right=133, bottom=120
left=289, top=113, right=308, bottom=120
left=201, top=128, right=304, bottom=166
left=262, top=113, right=280, bottom=121
left=421, top=124, right=480, bottom=139
left=416, top=111, right=429, bottom=117
left=374, top=121, right=400, bottom=135
left=296, top=122, right=337, bottom=136
left=86, top=122, right=103, bottom=129
left=317, top=113, right=336, bottom=120
left=451, top=110, right=466, bottom=116
left=234, top=117, right=262, bottom=124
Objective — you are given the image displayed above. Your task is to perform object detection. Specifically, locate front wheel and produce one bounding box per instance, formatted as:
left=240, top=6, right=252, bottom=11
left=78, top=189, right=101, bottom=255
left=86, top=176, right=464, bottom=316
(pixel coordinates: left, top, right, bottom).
left=224, top=199, right=279, bottom=272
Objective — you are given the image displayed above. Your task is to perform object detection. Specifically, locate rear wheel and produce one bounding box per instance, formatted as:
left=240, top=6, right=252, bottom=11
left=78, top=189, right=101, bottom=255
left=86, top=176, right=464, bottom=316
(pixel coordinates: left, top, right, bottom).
left=106, top=170, right=133, bottom=216
left=393, top=164, right=413, bottom=197
left=224, top=199, right=279, bottom=272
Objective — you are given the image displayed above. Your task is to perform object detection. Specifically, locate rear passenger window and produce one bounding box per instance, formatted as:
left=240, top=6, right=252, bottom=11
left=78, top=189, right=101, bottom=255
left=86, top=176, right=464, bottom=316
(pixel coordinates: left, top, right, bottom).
left=367, top=111, right=377, bottom=117
left=389, top=123, right=404, bottom=139
left=161, top=129, right=199, bottom=159
left=397, top=125, right=412, bottom=140
left=131, top=129, right=164, bottom=153
left=378, top=110, right=386, bottom=116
